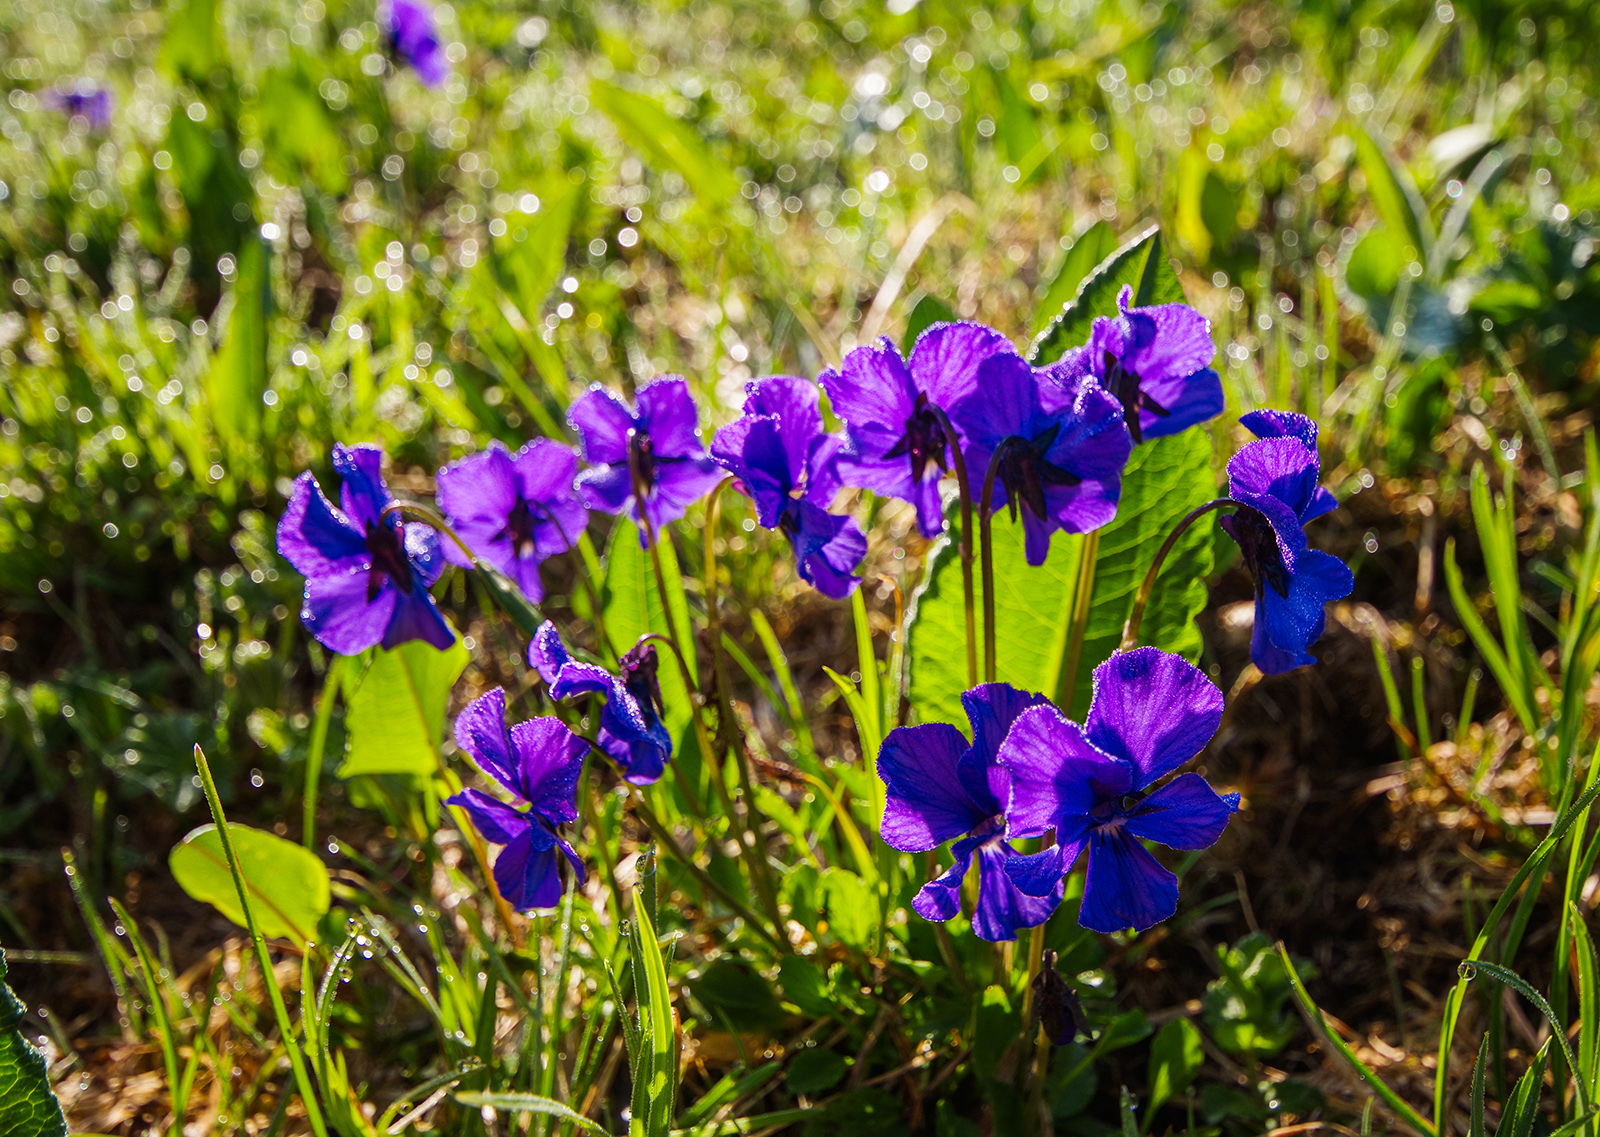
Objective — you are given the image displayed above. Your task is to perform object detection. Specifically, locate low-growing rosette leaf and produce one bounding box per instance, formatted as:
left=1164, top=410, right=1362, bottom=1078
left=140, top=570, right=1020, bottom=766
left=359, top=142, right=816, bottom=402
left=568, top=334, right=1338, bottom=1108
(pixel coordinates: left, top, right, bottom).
left=169, top=823, right=332, bottom=945
left=0, top=948, right=66, bottom=1137
left=339, top=636, right=470, bottom=777
left=1030, top=226, right=1187, bottom=367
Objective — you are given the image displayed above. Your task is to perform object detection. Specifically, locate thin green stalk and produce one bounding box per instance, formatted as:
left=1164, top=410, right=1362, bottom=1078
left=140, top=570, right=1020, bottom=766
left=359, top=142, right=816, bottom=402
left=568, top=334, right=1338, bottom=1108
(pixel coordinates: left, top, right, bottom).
left=1059, top=529, right=1101, bottom=714
left=1118, top=499, right=1234, bottom=654
left=933, top=407, right=979, bottom=689
left=978, top=449, right=1005, bottom=684
left=301, top=656, right=343, bottom=852
left=192, top=745, right=330, bottom=1137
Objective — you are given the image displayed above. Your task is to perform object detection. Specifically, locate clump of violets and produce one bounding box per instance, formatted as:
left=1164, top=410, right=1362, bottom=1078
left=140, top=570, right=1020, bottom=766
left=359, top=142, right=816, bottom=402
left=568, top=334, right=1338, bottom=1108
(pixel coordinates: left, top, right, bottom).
left=1049, top=285, right=1225, bottom=445
left=821, top=323, right=1017, bottom=538
left=436, top=439, right=588, bottom=604
left=446, top=688, right=586, bottom=910
left=45, top=82, right=112, bottom=130
left=947, top=349, right=1131, bottom=565
left=1220, top=411, right=1353, bottom=674
left=383, top=0, right=449, bottom=87
left=1000, top=648, right=1237, bottom=934
left=528, top=621, right=672, bottom=785
left=276, top=443, right=454, bottom=655
left=569, top=376, right=724, bottom=544
left=712, top=375, right=867, bottom=598
left=878, top=683, right=1066, bottom=941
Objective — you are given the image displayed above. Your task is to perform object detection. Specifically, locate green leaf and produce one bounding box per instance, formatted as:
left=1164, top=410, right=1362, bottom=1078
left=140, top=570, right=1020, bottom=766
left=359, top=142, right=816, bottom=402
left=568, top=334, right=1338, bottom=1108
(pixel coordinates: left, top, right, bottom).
left=691, top=959, right=786, bottom=1034
left=256, top=65, right=347, bottom=195
left=818, top=866, right=876, bottom=951
left=338, top=636, right=468, bottom=777
left=589, top=82, right=740, bottom=206
left=159, top=0, right=221, bottom=81
left=1036, top=221, right=1118, bottom=335
left=0, top=948, right=66, bottom=1137
left=777, top=955, right=833, bottom=1019
left=628, top=892, right=677, bottom=1137
left=1030, top=226, right=1187, bottom=366
left=1494, top=1039, right=1549, bottom=1137
left=206, top=238, right=271, bottom=443
left=787, top=1048, right=849, bottom=1096
left=168, top=823, right=331, bottom=946
left=902, top=293, right=958, bottom=355
left=972, top=985, right=1019, bottom=1084
left=1353, top=128, right=1432, bottom=258
left=1146, top=1018, right=1204, bottom=1113
left=452, top=1092, right=607, bottom=1135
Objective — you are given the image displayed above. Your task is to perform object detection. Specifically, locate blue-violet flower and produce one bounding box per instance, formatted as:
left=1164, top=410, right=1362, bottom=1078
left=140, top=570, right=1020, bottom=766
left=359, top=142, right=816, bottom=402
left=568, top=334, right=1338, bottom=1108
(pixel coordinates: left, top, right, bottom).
left=445, top=688, right=586, bottom=910
left=46, top=82, right=112, bottom=130
left=436, top=438, right=588, bottom=605
left=711, top=375, right=866, bottom=599
left=1219, top=411, right=1353, bottom=674
left=276, top=443, right=454, bottom=655
left=383, top=0, right=449, bottom=86
left=1001, top=648, right=1237, bottom=934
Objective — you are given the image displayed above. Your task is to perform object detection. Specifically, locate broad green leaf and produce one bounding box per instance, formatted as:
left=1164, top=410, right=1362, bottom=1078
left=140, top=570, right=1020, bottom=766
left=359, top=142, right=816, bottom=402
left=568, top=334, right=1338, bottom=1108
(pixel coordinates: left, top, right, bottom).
left=1062, top=429, right=1217, bottom=715
left=160, top=0, right=220, bottom=81
left=453, top=1092, right=607, bottom=1135
left=818, top=866, right=875, bottom=950
left=206, top=238, right=270, bottom=443
left=339, top=636, right=469, bottom=777
left=0, top=948, right=66, bottom=1137
left=777, top=955, right=833, bottom=1018
left=589, top=82, right=739, bottom=205
left=691, top=959, right=786, bottom=1034
left=602, top=520, right=695, bottom=762
left=1036, top=220, right=1118, bottom=334
left=1353, top=128, right=1433, bottom=258
left=787, top=1048, right=849, bottom=1096
left=902, top=293, right=957, bottom=355
left=1030, top=226, right=1187, bottom=366
left=1146, top=1018, right=1204, bottom=1112
left=169, top=823, right=331, bottom=945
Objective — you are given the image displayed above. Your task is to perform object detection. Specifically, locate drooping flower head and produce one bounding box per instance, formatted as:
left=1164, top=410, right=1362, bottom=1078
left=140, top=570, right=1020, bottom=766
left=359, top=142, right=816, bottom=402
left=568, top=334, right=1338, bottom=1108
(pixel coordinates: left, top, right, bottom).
left=946, top=351, right=1131, bottom=566
left=1219, top=411, right=1352, bottom=675
left=878, top=683, right=1066, bottom=942
left=383, top=0, right=449, bottom=86
left=445, top=688, right=586, bottom=910
left=1049, top=285, right=1225, bottom=445
left=276, top=443, right=454, bottom=655
left=569, top=376, right=724, bottom=544
left=711, top=375, right=867, bottom=599
left=45, top=82, right=112, bottom=130
left=528, top=620, right=672, bottom=784
left=1000, top=648, right=1237, bottom=934
left=436, top=438, right=588, bottom=604
left=821, top=323, right=1018, bottom=538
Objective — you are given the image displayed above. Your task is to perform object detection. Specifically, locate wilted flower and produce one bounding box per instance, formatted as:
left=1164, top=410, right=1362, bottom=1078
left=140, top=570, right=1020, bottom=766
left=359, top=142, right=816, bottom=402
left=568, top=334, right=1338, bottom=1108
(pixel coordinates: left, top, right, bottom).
left=383, top=0, right=449, bottom=86
left=276, top=444, right=454, bottom=655
left=568, top=376, right=724, bottom=543
left=45, top=82, right=112, bottom=130
left=711, top=375, right=866, bottom=599
left=1219, top=411, right=1353, bottom=674
left=821, top=323, right=1016, bottom=538
left=878, top=683, right=1065, bottom=942
left=1049, top=285, right=1224, bottom=445
left=527, top=620, right=672, bottom=784
left=946, top=350, right=1131, bottom=565
left=1001, top=648, right=1237, bottom=934
left=1031, top=950, right=1086, bottom=1046
left=446, top=688, right=585, bottom=910
left=435, top=438, right=588, bottom=604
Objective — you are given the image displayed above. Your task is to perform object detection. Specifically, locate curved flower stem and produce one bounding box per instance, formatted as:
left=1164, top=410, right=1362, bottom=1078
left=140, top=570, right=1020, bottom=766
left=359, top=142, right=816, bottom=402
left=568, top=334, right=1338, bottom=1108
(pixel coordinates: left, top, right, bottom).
left=1117, top=499, right=1235, bottom=653
left=933, top=408, right=979, bottom=689
left=549, top=513, right=610, bottom=664
left=1020, top=919, right=1053, bottom=1137
left=382, top=499, right=476, bottom=563
left=978, top=448, right=1008, bottom=684
left=1056, top=529, right=1101, bottom=714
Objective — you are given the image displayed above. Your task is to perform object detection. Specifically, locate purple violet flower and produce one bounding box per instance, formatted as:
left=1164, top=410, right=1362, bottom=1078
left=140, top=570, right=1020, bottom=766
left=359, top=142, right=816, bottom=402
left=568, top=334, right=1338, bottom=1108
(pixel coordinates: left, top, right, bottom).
left=1000, top=648, right=1237, bottom=934
left=45, top=82, right=112, bottom=130
left=383, top=0, right=449, bottom=87
left=435, top=438, right=588, bottom=605
left=1048, top=284, right=1224, bottom=445
left=878, top=683, right=1066, bottom=942
left=276, top=444, right=454, bottom=655
left=820, top=323, right=1017, bottom=538
left=527, top=620, right=672, bottom=785
left=945, top=350, right=1131, bottom=566
left=445, top=688, right=586, bottom=910
left=568, top=376, right=725, bottom=544
left=1219, top=411, right=1353, bottom=675
left=711, top=375, right=867, bottom=599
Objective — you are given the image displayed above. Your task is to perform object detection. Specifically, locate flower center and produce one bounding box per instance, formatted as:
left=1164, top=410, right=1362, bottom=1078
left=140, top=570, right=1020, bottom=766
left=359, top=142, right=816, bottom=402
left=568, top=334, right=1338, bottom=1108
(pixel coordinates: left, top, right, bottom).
left=627, top=427, right=656, bottom=498
left=883, top=392, right=951, bottom=484
left=364, top=519, right=415, bottom=601
left=1100, top=350, right=1172, bottom=445
left=500, top=497, right=543, bottom=560
left=1220, top=508, right=1291, bottom=599
left=992, top=425, right=1081, bottom=523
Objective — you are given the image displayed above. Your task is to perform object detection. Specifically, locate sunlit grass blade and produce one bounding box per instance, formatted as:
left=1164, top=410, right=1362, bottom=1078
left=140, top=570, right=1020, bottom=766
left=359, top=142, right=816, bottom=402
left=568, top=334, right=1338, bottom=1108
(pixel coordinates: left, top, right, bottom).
left=454, top=1091, right=609, bottom=1134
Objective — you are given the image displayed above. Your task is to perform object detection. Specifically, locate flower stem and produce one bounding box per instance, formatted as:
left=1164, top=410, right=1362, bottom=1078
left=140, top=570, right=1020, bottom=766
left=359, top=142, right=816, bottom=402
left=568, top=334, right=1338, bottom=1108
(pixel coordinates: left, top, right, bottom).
left=978, top=448, right=1007, bottom=684
left=933, top=408, right=979, bottom=690
left=1056, top=529, right=1101, bottom=714
left=1118, top=499, right=1234, bottom=654
left=1020, top=922, right=1052, bottom=1137
left=301, top=655, right=344, bottom=852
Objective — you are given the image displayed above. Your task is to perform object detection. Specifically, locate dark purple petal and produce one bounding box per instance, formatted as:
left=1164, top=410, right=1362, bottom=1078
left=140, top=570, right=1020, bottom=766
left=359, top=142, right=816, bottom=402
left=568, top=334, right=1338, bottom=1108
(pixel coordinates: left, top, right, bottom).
left=568, top=386, right=636, bottom=466
left=302, top=569, right=396, bottom=656
left=380, top=588, right=455, bottom=651
left=527, top=620, right=570, bottom=685
left=494, top=832, right=574, bottom=911
left=832, top=445, right=944, bottom=538
left=641, top=456, right=725, bottom=533
left=998, top=704, right=1132, bottom=838
left=946, top=350, right=1042, bottom=459
left=1136, top=367, right=1225, bottom=441
left=1000, top=845, right=1066, bottom=897
left=958, top=682, right=1052, bottom=816
left=436, top=443, right=520, bottom=570
left=1084, top=648, right=1223, bottom=789
left=515, top=438, right=589, bottom=557
left=712, top=415, right=792, bottom=527
left=821, top=337, right=917, bottom=431
left=1228, top=437, right=1323, bottom=547
left=635, top=376, right=707, bottom=459
left=1077, top=826, right=1178, bottom=933
left=742, top=375, right=824, bottom=487
left=1239, top=409, right=1318, bottom=450
left=877, top=722, right=984, bottom=852
left=909, top=322, right=1019, bottom=407
left=1116, top=295, right=1217, bottom=385
left=276, top=471, right=367, bottom=580
left=385, top=0, right=449, bottom=86
left=332, top=444, right=390, bottom=530
left=403, top=523, right=445, bottom=589
left=447, top=787, right=533, bottom=847
left=574, top=463, right=634, bottom=516
left=1123, top=772, right=1237, bottom=850
left=912, top=834, right=980, bottom=921
left=784, top=500, right=866, bottom=599
left=508, top=716, right=587, bottom=824
left=1253, top=548, right=1352, bottom=675
left=596, top=688, right=672, bottom=784
left=971, top=840, right=1063, bottom=942
left=454, top=687, right=519, bottom=794
left=550, top=661, right=616, bottom=701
